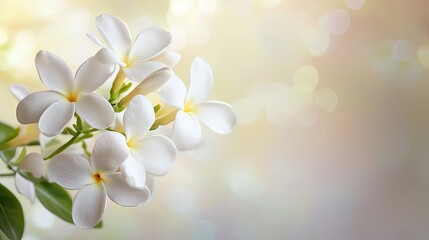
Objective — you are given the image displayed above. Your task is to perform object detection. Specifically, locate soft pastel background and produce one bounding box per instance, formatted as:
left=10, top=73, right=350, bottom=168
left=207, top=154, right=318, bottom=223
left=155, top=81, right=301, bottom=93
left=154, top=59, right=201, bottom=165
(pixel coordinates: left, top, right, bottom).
left=1, top=0, right=429, bottom=239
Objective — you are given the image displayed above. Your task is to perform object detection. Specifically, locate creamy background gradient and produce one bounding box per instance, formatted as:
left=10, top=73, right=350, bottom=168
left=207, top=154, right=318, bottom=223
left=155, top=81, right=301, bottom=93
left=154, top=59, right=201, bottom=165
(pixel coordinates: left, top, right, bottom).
left=1, top=0, right=429, bottom=239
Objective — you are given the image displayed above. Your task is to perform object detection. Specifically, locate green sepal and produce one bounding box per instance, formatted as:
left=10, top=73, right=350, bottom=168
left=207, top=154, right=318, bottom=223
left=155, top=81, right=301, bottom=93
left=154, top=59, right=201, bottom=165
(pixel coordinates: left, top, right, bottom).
left=118, top=82, right=132, bottom=95
left=10, top=148, right=26, bottom=166
left=154, top=104, right=161, bottom=113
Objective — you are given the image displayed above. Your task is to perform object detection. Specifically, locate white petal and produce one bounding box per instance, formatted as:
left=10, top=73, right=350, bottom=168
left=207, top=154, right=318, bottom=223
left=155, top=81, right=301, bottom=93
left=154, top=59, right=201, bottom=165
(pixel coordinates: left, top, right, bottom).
left=130, top=69, right=172, bottom=96
left=124, top=95, right=154, bottom=141
left=35, top=50, right=74, bottom=94
left=94, top=48, right=125, bottom=67
left=15, top=174, right=35, bottom=203
left=195, top=101, right=237, bottom=134
left=104, top=173, right=150, bottom=206
left=129, top=27, right=172, bottom=62
left=74, top=57, right=114, bottom=93
left=75, top=93, right=115, bottom=129
left=91, top=132, right=129, bottom=173
left=48, top=153, right=93, bottom=190
left=96, top=14, right=132, bottom=58
left=17, top=91, right=63, bottom=124
left=9, top=84, right=31, bottom=101
left=39, top=101, right=75, bottom=137
left=86, top=33, right=104, bottom=47
left=20, top=153, right=43, bottom=178
left=123, top=61, right=167, bottom=82
left=159, top=75, right=186, bottom=109
left=145, top=176, right=156, bottom=199
left=172, top=111, right=202, bottom=151
left=134, top=136, right=176, bottom=176
left=72, top=184, right=106, bottom=229
left=120, top=155, right=146, bottom=189
left=152, top=51, right=181, bottom=67
left=187, top=57, right=213, bottom=104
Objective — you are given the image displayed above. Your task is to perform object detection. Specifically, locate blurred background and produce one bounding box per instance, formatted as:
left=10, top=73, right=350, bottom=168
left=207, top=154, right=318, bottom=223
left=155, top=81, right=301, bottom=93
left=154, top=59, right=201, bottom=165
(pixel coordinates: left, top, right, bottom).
left=1, top=0, right=429, bottom=239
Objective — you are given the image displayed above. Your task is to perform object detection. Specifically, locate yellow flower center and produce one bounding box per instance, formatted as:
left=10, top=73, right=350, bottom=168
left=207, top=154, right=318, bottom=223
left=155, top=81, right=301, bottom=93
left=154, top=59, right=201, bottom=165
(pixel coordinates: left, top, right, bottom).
left=127, top=138, right=137, bottom=149
left=67, top=92, right=78, bottom=102
left=184, top=101, right=196, bottom=113
left=93, top=173, right=103, bottom=184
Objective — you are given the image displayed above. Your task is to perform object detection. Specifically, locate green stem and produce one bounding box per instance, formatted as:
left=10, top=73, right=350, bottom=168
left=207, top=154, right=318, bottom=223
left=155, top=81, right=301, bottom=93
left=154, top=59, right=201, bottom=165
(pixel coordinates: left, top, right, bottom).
left=0, top=173, right=14, bottom=177
left=45, top=133, right=80, bottom=160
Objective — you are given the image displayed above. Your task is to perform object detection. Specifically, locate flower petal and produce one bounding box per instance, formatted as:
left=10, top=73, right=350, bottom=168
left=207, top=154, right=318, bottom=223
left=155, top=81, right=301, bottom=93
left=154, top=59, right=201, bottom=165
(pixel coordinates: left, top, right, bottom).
left=120, top=155, right=146, bottom=189
left=94, top=48, right=125, bottom=67
left=134, top=136, right=176, bottom=176
left=86, top=33, right=104, bottom=47
left=187, top=57, right=213, bottom=104
left=91, top=132, right=129, bottom=173
left=15, top=174, right=35, bottom=203
left=75, top=93, right=115, bottom=129
left=74, top=57, right=114, bottom=93
left=172, top=111, right=202, bottom=151
left=123, top=61, right=167, bottom=82
left=104, top=173, right=150, bottom=206
left=48, top=153, right=93, bottom=190
left=124, top=95, right=154, bottom=141
left=96, top=14, right=132, bottom=59
left=72, top=183, right=106, bottom=229
left=17, top=91, right=63, bottom=124
left=159, top=75, right=186, bottom=109
left=145, top=176, right=155, bottom=199
left=39, top=101, right=75, bottom=137
left=9, top=84, right=31, bottom=101
left=152, top=51, right=181, bottom=67
left=35, top=50, right=74, bottom=94
left=20, top=153, right=43, bottom=178
left=195, top=101, right=237, bottom=134
left=129, top=27, right=172, bottom=62
left=130, top=68, right=172, bottom=95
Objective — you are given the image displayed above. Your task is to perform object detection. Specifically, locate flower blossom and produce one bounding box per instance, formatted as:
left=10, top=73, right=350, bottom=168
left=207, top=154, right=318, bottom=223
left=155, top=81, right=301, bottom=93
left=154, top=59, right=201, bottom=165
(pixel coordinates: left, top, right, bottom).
left=88, top=13, right=179, bottom=82
left=48, top=132, right=150, bottom=229
left=16, top=50, right=116, bottom=137
left=14, top=153, right=43, bottom=203
left=119, top=95, right=176, bottom=189
left=160, top=57, right=238, bottom=150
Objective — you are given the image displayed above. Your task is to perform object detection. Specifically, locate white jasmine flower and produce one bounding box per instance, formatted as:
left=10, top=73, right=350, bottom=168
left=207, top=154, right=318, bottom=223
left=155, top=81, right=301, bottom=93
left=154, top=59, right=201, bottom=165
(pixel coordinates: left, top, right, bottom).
left=160, top=57, right=238, bottom=150
left=16, top=50, right=116, bottom=137
left=88, top=13, right=179, bottom=82
left=14, top=153, right=43, bottom=203
left=48, top=132, right=150, bottom=229
left=119, top=95, right=176, bottom=189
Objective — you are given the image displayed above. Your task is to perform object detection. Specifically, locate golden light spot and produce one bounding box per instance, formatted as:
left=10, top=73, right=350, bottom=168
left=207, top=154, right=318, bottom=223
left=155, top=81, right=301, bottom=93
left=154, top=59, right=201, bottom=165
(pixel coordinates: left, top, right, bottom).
left=93, top=173, right=103, bottom=183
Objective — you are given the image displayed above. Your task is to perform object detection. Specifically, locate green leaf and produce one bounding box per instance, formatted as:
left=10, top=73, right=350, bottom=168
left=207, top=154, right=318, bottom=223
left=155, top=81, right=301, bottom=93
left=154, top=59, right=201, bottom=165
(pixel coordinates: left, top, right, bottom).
left=35, top=180, right=73, bottom=223
left=0, top=123, right=19, bottom=145
left=0, top=149, right=16, bottom=162
left=93, top=220, right=103, bottom=229
left=0, top=184, right=24, bottom=240
left=0, top=229, right=11, bottom=240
